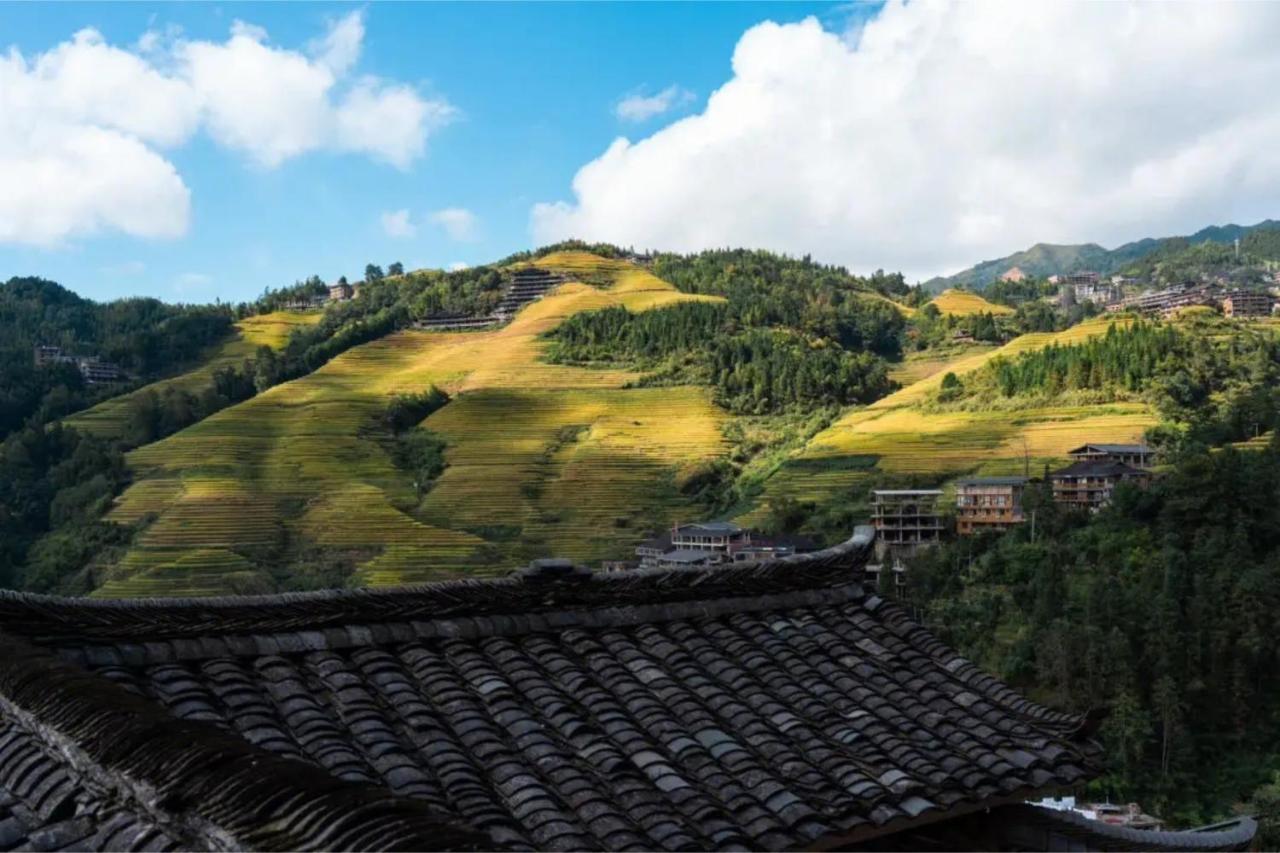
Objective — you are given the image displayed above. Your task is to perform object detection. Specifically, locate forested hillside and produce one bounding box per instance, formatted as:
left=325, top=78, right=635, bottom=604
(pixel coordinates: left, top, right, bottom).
left=909, top=441, right=1280, bottom=826
left=0, top=277, right=235, bottom=437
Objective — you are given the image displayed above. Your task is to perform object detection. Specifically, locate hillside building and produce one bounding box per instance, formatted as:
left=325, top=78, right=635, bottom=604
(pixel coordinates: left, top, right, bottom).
left=1059, top=271, right=1101, bottom=287
left=999, top=266, right=1027, bottom=283
left=1050, top=460, right=1151, bottom=511
left=635, top=523, right=817, bottom=568
left=1106, top=283, right=1219, bottom=317
left=871, top=489, right=944, bottom=557
left=33, top=346, right=124, bottom=384
left=1067, top=443, right=1156, bottom=468
left=327, top=281, right=354, bottom=302
left=955, top=476, right=1028, bottom=536
left=0, top=530, right=1253, bottom=851
left=1072, top=282, right=1122, bottom=304
left=1221, top=289, right=1275, bottom=318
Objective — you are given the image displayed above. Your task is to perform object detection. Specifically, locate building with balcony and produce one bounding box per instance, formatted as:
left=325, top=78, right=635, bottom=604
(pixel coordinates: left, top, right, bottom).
left=955, top=476, right=1027, bottom=536
left=1050, top=460, right=1151, bottom=511
left=871, top=490, right=944, bottom=556
left=1221, top=289, right=1275, bottom=318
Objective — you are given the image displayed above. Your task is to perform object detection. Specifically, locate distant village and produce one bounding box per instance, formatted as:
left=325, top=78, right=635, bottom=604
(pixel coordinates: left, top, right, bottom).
left=997, top=263, right=1280, bottom=319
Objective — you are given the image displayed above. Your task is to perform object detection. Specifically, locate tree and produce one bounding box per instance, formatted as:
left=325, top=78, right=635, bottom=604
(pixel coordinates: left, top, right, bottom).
left=365, top=264, right=385, bottom=282
left=388, top=262, right=405, bottom=276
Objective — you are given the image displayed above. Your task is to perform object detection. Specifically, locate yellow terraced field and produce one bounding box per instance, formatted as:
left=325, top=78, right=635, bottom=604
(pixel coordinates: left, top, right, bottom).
left=100, top=255, right=726, bottom=596
left=64, top=311, right=320, bottom=439
left=929, top=289, right=1015, bottom=316
left=737, top=317, right=1154, bottom=525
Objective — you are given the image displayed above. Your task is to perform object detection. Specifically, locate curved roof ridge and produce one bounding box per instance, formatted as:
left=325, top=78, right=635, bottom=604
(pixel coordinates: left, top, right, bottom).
left=0, top=530, right=876, bottom=643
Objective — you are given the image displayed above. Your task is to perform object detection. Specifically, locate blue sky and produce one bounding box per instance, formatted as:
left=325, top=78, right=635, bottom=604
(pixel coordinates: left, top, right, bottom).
left=3, top=2, right=1279, bottom=304
left=0, top=2, right=846, bottom=303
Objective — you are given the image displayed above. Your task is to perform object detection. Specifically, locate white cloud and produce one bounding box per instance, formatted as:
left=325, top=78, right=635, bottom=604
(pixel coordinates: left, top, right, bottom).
left=0, top=11, right=454, bottom=246
left=536, top=2, right=1280, bottom=279
left=381, top=208, right=416, bottom=238
left=430, top=208, right=479, bottom=242
left=448, top=261, right=469, bottom=271
left=615, top=85, right=695, bottom=123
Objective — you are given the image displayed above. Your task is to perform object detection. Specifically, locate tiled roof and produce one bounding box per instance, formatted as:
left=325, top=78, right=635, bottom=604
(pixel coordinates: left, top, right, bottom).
left=1051, top=460, right=1150, bottom=478
left=0, top=532, right=1110, bottom=850
left=956, top=476, right=1028, bottom=488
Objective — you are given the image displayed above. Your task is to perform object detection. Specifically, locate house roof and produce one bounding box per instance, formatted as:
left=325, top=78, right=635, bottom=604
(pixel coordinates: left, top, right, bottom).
left=956, top=476, right=1028, bottom=488
left=1051, top=460, right=1150, bottom=479
left=674, top=521, right=743, bottom=535
left=1067, top=443, right=1154, bottom=455
left=0, top=529, right=1214, bottom=851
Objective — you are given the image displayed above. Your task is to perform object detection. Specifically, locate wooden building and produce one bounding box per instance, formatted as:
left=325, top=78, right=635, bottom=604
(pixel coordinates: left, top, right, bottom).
left=955, top=476, right=1027, bottom=536
left=1051, top=460, right=1151, bottom=511
left=1221, top=289, right=1275, bottom=318
left=0, top=529, right=1253, bottom=851
left=1067, top=443, right=1156, bottom=468
left=328, top=281, right=354, bottom=302
left=871, top=489, right=944, bottom=555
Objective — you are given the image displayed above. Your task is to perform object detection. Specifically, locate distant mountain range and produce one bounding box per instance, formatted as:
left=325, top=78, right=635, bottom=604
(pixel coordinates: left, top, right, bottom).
left=925, top=219, right=1280, bottom=292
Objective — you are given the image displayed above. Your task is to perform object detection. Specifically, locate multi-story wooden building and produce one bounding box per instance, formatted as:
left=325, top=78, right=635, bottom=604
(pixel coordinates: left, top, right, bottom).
left=328, top=281, right=354, bottom=302
left=1221, top=289, right=1275, bottom=318
left=1066, top=443, right=1156, bottom=468
left=871, top=490, right=944, bottom=555
left=955, top=476, right=1027, bottom=536
left=1050, top=460, right=1150, bottom=511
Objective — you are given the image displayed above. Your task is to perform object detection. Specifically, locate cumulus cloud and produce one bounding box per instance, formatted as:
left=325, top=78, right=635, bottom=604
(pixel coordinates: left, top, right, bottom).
left=0, top=11, right=454, bottom=246
left=448, top=261, right=469, bottom=272
left=381, top=208, right=416, bottom=238
left=615, top=85, right=695, bottom=123
left=430, top=208, right=479, bottom=242
left=536, top=1, right=1280, bottom=279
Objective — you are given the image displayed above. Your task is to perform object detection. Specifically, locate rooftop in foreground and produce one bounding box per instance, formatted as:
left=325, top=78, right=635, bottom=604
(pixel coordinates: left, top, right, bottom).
left=0, top=529, right=1255, bottom=851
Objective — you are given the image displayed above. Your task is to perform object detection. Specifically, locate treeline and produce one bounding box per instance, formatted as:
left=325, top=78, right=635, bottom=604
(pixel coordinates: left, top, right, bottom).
left=708, top=330, right=892, bottom=414
left=548, top=302, right=892, bottom=414
left=987, top=320, right=1181, bottom=396
left=983, top=277, right=1059, bottom=306
left=0, top=424, right=130, bottom=593
left=907, top=442, right=1280, bottom=826
left=548, top=302, right=728, bottom=362
left=1, top=277, right=235, bottom=438
left=652, top=249, right=909, bottom=359
left=1121, top=227, right=1280, bottom=285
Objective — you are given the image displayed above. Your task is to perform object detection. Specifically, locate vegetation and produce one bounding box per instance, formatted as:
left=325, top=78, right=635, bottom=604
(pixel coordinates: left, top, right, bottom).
left=0, top=276, right=236, bottom=438
left=548, top=302, right=893, bottom=414
left=907, top=441, right=1280, bottom=826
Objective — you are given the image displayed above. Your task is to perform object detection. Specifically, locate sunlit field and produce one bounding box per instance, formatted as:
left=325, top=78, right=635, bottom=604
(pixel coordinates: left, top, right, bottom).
left=99, top=255, right=726, bottom=596
left=64, top=311, right=320, bottom=440
left=928, top=288, right=1015, bottom=316
left=738, top=317, right=1153, bottom=525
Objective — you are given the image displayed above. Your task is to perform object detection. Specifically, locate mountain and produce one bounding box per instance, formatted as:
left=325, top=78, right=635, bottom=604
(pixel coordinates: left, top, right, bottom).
left=925, top=219, right=1280, bottom=291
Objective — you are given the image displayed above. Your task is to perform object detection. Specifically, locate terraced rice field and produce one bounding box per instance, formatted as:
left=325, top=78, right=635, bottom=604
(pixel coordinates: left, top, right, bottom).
left=65, top=311, right=320, bottom=440
left=928, top=289, right=1015, bottom=316
left=737, top=317, right=1154, bottom=525
left=99, top=255, right=726, bottom=596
